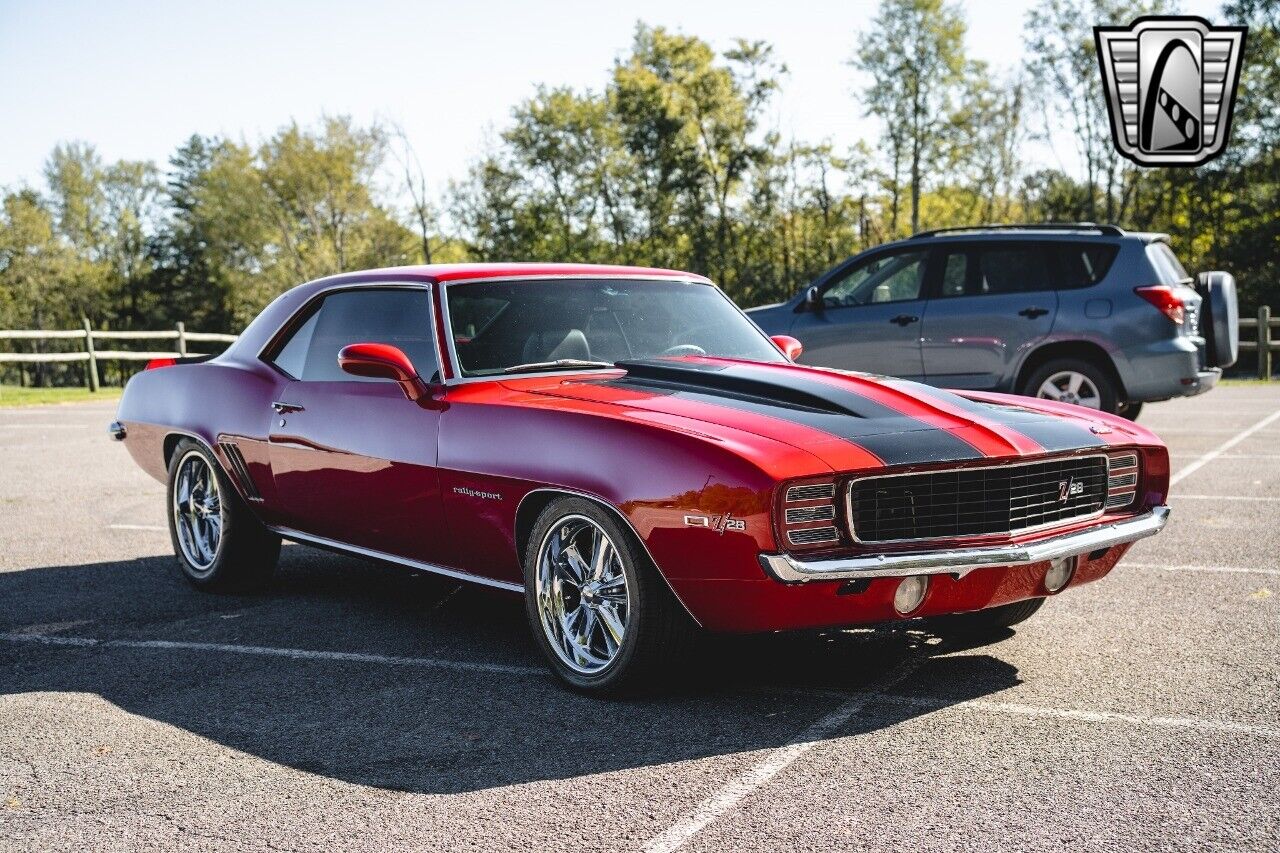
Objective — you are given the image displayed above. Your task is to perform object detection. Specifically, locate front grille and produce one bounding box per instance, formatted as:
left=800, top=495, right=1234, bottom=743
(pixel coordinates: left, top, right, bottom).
left=848, top=455, right=1108, bottom=543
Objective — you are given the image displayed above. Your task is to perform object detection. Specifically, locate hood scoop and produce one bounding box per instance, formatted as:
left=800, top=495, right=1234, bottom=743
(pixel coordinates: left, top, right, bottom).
left=613, top=359, right=862, bottom=417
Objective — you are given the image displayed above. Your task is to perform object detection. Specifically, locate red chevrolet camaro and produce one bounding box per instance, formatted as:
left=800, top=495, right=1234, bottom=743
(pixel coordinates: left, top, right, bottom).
left=112, top=263, right=1171, bottom=692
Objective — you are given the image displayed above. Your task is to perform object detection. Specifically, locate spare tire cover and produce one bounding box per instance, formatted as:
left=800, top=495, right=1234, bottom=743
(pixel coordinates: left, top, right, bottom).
left=1197, top=271, right=1239, bottom=368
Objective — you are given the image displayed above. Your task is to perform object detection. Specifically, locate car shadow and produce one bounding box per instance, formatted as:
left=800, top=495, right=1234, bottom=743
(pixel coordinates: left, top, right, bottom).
left=1, top=546, right=1024, bottom=795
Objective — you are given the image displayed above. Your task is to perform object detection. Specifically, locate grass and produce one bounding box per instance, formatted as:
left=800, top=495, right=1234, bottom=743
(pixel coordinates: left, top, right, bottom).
left=1221, top=377, right=1277, bottom=386
left=0, top=385, right=123, bottom=407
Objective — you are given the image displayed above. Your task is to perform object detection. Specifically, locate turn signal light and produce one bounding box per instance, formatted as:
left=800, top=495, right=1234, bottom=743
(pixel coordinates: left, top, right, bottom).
left=1134, top=285, right=1185, bottom=324
left=780, top=479, right=840, bottom=549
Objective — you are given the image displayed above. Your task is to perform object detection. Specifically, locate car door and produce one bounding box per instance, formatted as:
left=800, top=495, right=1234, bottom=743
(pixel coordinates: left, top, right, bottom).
left=787, top=247, right=929, bottom=378
left=920, top=241, right=1058, bottom=390
left=265, top=285, right=449, bottom=565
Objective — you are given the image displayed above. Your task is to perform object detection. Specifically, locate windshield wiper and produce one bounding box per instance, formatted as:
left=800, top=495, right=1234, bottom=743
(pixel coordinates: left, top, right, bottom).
left=502, top=359, right=616, bottom=374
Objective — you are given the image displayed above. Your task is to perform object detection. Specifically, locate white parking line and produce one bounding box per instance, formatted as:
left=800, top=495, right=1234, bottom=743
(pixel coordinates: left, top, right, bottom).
left=1172, top=494, right=1280, bottom=502
left=1170, top=453, right=1280, bottom=460
left=1169, top=408, right=1280, bottom=486
left=1126, top=562, right=1280, bottom=576
left=881, top=695, right=1280, bottom=739
left=642, top=660, right=922, bottom=853
left=1, top=632, right=545, bottom=676
left=107, top=523, right=167, bottom=531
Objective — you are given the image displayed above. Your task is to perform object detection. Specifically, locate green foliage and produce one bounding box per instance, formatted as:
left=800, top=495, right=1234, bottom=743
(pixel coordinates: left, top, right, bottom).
left=1, top=5, right=1277, bottom=390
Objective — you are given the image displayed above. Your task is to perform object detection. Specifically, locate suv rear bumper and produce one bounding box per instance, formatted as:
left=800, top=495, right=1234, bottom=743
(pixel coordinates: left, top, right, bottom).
left=1118, top=336, right=1219, bottom=402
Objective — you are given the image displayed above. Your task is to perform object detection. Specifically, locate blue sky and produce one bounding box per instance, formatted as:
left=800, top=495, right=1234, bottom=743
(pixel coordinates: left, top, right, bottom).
left=0, top=0, right=1222, bottom=194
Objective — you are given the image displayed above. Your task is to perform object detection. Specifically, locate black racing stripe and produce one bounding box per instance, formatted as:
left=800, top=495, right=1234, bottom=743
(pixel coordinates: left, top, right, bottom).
left=886, top=380, right=1108, bottom=453
left=611, top=378, right=984, bottom=466
left=617, top=359, right=909, bottom=420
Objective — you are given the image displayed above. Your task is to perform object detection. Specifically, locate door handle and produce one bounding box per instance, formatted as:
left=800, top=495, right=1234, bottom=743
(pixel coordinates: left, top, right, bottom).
left=1018, top=307, right=1049, bottom=319
left=271, top=401, right=304, bottom=414
left=890, top=314, right=919, bottom=326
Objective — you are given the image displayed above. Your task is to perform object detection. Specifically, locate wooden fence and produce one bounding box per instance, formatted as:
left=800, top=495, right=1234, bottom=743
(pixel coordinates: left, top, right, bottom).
left=0, top=321, right=238, bottom=391
left=1, top=307, right=1277, bottom=390
left=1239, top=306, right=1277, bottom=380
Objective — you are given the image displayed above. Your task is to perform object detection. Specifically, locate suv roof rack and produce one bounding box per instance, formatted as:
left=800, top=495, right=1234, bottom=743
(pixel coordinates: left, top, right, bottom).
left=910, top=222, right=1126, bottom=239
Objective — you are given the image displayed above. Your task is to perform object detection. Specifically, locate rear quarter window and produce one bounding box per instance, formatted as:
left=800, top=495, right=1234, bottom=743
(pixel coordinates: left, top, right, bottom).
left=1146, top=242, right=1192, bottom=285
left=1055, top=243, right=1120, bottom=289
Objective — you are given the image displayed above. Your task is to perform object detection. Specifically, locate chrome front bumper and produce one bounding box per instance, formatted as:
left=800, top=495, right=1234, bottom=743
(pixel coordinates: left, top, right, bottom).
left=759, top=505, right=1170, bottom=583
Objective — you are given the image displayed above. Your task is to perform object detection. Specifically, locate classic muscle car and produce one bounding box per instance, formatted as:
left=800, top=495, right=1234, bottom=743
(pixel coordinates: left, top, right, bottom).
left=111, top=263, right=1171, bottom=692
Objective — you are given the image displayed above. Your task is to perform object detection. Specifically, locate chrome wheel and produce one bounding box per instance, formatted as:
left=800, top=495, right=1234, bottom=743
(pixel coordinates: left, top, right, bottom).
left=1037, top=370, right=1102, bottom=409
left=535, top=514, right=631, bottom=675
left=172, top=450, right=224, bottom=574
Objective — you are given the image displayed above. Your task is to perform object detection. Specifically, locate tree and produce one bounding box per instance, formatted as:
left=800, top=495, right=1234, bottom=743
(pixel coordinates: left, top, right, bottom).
left=853, top=0, right=969, bottom=235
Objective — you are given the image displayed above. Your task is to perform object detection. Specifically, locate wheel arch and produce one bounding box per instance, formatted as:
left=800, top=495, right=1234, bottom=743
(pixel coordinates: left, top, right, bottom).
left=1015, top=340, right=1128, bottom=401
left=513, top=486, right=704, bottom=628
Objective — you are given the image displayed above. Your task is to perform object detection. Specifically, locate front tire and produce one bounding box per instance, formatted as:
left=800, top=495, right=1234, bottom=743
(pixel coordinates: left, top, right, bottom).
left=523, top=497, right=695, bottom=694
left=166, top=439, right=280, bottom=592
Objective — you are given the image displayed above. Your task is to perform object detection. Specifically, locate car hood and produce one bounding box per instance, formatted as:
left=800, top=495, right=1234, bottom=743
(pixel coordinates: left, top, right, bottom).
left=508, top=357, right=1146, bottom=471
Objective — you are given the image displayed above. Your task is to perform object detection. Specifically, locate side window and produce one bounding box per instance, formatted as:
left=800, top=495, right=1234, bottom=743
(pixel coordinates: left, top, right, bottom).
left=271, top=310, right=319, bottom=379
left=270, top=289, right=439, bottom=382
left=938, top=250, right=969, bottom=297
left=1056, top=243, right=1120, bottom=289
left=822, top=250, right=928, bottom=308
left=972, top=244, right=1052, bottom=295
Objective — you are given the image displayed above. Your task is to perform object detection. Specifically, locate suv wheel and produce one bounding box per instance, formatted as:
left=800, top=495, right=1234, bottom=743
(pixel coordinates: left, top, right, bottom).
left=1022, top=358, right=1119, bottom=414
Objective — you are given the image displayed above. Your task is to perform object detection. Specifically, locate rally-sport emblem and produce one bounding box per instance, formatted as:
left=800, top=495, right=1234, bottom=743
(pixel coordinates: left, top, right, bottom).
left=1094, top=16, right=1246, bottom=167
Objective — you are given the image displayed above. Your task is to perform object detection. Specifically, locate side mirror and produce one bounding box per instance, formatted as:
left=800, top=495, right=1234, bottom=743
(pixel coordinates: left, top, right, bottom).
left=338, top=342, right=429, bottom=402
left=771, top=335, right=804, bottom=362
left=803, top=285, right=823, bottom=312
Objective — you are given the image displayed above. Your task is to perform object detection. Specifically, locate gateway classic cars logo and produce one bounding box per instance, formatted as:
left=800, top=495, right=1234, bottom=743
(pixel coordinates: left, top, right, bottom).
left=1094, top=16, right=1247, bottom=166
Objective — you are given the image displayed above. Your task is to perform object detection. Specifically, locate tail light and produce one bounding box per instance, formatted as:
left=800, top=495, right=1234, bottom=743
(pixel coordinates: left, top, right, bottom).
left=779, top=478, right=841, bottom=549
left=145, top=357, right=177, bottom=370
left=1105, top=450, right=1139, bottom=510
left=1134, top=285, right=1185, bottom=324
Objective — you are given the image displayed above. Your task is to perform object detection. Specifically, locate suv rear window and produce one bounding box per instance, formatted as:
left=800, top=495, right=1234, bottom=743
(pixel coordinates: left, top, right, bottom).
left=1056, top=243, right=1120, bottom=289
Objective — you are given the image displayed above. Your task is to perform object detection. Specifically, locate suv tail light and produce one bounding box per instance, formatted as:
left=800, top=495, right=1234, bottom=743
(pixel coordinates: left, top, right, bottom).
left=1134, top=285, right=1185, bottom=324
left=779, top=479, right=841, bottom=549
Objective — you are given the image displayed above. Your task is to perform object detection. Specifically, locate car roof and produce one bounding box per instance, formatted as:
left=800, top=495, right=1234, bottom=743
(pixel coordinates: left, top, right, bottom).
left=308, top=263, right=713, bottom=287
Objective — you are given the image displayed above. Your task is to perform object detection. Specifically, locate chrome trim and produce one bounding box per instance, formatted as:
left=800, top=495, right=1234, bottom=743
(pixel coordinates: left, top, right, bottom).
left=760, top=505, right=1170, bottom=583
left=788, top=527, right=838, bottom=545
left=785, top=505, right=836, bottom=524
left=269, top=526, right=525, bottom=593
left=786, top=483, right=835, bottom=502
left=845, top=453, right=1111, bottom=545
left=438, top=275, right=787, bottom=386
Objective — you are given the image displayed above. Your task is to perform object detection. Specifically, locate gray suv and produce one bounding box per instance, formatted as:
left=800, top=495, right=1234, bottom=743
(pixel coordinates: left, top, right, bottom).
left=747, top=224, right=1238, bottom=418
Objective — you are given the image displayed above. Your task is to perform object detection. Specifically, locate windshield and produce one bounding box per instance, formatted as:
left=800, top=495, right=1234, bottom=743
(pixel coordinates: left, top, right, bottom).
left=445, top=278, right=785, bottom=377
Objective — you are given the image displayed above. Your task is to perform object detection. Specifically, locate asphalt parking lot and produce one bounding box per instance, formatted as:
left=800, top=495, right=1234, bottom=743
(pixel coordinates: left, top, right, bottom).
left=1, top=385, right=1278, bottom=852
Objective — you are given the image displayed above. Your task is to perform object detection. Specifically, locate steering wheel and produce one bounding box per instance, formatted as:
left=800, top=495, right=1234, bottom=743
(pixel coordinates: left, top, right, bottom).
left=661, top=344, right=707, bottom=357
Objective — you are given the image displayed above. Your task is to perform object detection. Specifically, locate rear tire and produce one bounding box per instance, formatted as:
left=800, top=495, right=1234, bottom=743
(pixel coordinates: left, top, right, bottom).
left=523, top=497, right=696, bottom=694
left=1022, top=358, right=1119, bottom=414
left=928, top=597, right=1045, bottom=637
left=166, top=439, right=280, bottom=592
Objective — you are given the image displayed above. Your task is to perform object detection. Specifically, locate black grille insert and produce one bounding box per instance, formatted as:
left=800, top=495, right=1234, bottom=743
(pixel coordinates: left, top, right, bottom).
left=848, top=456, right=1107, bottom=543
